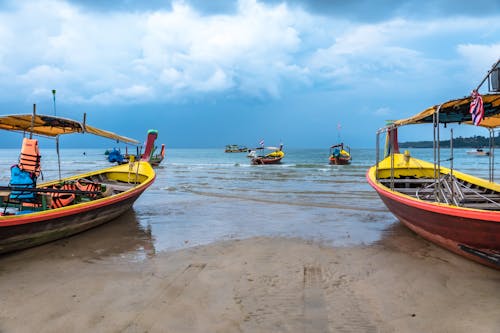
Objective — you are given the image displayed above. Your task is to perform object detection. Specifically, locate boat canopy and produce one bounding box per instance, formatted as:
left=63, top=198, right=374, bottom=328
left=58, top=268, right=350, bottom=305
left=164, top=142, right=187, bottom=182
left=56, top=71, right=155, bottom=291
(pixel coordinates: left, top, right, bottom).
left=394, top=93, right=500, bottom=128
left=0, top=114, right=139, bottom=144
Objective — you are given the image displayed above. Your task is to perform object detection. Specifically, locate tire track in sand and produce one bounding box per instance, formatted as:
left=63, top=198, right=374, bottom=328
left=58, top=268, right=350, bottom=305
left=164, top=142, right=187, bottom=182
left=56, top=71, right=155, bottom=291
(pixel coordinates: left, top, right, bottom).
left=303, top=265, right=330, bottom=333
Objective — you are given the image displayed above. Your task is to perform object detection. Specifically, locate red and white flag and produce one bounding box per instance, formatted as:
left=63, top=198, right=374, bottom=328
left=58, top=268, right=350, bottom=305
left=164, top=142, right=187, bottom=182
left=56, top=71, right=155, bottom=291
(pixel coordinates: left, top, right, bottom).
left=470, top=90, right=484, bottom=126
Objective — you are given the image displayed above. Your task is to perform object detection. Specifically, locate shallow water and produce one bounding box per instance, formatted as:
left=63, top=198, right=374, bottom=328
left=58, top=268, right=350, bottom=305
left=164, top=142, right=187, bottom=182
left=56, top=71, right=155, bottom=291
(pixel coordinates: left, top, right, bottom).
left=0, top=146, right=496, bottom=258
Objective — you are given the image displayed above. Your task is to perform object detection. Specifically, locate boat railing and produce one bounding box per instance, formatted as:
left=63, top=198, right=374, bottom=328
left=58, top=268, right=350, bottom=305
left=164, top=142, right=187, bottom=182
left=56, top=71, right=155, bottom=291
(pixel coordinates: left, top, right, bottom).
left=412, top=174, right=500, bottom=209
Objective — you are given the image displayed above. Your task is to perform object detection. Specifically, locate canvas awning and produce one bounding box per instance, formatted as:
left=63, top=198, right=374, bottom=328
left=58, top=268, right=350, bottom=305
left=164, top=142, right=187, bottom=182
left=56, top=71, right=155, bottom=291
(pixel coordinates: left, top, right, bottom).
left=0, top=114, right=139, bottom=144
left=393, top=93, right=500, bottom=128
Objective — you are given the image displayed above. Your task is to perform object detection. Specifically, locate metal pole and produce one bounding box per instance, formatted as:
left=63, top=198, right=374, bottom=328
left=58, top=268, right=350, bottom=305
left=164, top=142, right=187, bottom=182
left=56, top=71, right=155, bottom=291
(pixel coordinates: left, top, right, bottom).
left=30, top=104, right=36, bottom=139
left=489, top=128, right=494, bottom=182
left=390, top=127, right=394, bottom=190
left=433, top=111, right=437, bottom=180
left=450, top=128, right=454, bottom=201
left=56, top=136, right=61, bottom=181
left=450, top=128, right=454, bottom=175
left=375, top=131, right=380, bottom=181
left=437, top=108, right=441, bottom=178
left=492, top=130, right=495, bottom=182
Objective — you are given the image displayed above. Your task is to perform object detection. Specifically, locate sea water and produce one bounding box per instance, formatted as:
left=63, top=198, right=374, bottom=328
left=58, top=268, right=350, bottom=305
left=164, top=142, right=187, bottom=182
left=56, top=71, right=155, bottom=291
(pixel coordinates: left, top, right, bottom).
left=0, top=147, right=495, bottom=257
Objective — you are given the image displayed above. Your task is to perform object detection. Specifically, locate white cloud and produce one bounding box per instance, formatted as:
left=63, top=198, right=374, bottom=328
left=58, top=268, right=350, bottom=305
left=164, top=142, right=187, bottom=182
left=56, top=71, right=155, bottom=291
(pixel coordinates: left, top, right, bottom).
left=457, top=44, right=500, bottom=65
left=0, top=0, right=498, bottom=106
left=306, top=16, right=500, bottom=97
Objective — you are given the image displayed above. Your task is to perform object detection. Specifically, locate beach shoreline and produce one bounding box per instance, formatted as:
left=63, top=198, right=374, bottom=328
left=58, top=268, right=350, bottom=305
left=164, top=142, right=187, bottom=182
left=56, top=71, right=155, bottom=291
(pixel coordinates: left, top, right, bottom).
left=1, top=232, right=498, bottom=332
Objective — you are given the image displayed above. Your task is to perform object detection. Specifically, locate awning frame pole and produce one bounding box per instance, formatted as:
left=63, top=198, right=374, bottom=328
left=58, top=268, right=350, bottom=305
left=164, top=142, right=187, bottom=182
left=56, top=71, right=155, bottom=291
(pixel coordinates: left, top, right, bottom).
left=489, top=128, right=495, bottom=182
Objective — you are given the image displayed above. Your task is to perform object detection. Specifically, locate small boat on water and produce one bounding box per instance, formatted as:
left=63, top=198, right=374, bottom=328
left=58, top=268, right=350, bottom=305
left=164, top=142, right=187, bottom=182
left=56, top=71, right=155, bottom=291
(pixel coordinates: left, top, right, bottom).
left=139, top=130, right=165, bottom=167
left=0, top=110, right=155, bottom=254
left=367, top=60, right=500, bottom=269
left=249, top=144, right=284, bottom=165
left=225, top=144, right=248, bottom=153
left=466, top=148, right=490, bottom=156
left=329, top=143, right=351, bottom=165
left=108, top=129, right=165, bottom=167
left=148, top=144, right=165, bottom=167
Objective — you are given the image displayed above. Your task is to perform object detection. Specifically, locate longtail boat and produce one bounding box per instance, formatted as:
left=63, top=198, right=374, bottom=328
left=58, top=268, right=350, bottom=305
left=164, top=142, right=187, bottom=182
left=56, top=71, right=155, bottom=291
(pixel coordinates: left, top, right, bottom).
left=140, top=129, right=165, bottom=167
left=329, top=143, right=351, bottom=165
left=249, top=144, right=285, bottom=165
left=0, top=109, right=155, bottom=254
left=367, top=60, right=500, bottom=270
left=108, top=129, right=165, bottom=167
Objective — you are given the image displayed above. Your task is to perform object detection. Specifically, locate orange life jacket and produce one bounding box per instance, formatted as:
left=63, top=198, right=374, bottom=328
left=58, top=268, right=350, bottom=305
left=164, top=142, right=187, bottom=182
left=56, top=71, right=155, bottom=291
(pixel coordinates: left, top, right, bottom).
left=50, top=183, right=76, bottom=209
left=19, top=138, right=41, bottom=177
left=76, top=180, right=101, bottom=198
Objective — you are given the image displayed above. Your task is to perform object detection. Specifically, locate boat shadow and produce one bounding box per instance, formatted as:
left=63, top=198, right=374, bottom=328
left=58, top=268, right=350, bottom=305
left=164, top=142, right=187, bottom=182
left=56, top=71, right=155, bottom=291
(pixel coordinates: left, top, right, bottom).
left=0, top=209, right=156, bottom=263
left=375, top=222, right=492, bottom=271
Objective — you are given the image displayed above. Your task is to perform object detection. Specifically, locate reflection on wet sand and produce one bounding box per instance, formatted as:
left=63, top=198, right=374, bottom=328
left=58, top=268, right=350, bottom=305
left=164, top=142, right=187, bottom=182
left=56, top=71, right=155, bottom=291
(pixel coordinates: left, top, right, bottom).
left=0, top=209, right=156, bottom=263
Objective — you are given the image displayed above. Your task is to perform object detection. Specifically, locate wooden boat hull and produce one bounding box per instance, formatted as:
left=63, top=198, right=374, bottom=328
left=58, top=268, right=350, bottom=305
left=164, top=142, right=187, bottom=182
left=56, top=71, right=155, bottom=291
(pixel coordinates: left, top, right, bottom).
left=0, top=161, right=155, bottom=254
left=329, top=156, right=351, bottom=165
left=251, top=156, right=283, bottom=165
left=149, top=156, right=164, bottom=167
left=367, top=155, right=500, bottom=269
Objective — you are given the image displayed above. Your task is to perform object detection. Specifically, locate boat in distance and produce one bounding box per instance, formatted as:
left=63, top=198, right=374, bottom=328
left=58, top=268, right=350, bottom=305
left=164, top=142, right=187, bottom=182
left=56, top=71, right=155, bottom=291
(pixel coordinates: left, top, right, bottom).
left=0, top=111, right=155, bottom=254
left=249, top=144, right=285, bottom=165
left=108, top=129, right=165, bottom=167
left=367, top=89, right=500, bottom=270
left=466, top=148, right=490, bottom=156
left=329, top=143, right=351, bottom=165
left=141, top=130, right=165, bottom=167
left=225, top=144, right=248, bottom=153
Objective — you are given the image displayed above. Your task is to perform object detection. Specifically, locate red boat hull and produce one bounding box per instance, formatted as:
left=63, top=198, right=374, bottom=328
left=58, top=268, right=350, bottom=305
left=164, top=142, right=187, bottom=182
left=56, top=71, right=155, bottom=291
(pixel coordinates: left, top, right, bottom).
left=367, top=173, right=500, bottom=270
left=329, top=156, right=351, bottom=165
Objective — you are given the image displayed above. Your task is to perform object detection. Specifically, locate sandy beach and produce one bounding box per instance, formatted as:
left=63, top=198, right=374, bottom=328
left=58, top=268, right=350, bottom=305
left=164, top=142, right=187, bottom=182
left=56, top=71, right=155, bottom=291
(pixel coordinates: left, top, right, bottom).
left=0, top=221, right=498, bottom=333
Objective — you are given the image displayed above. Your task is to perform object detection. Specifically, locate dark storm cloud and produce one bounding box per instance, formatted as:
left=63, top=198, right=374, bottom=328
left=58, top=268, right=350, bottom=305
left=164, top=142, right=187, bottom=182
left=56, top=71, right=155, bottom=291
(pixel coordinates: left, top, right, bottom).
left=61, top=0, right=500, bottom=21
left=263, top=0, right=500, bottom=22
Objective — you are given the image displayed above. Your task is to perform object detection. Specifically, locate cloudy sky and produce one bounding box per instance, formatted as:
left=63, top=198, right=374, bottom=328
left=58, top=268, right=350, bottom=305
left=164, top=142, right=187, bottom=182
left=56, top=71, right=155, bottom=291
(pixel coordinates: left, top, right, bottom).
left=0, top=0, right=499, bottom=148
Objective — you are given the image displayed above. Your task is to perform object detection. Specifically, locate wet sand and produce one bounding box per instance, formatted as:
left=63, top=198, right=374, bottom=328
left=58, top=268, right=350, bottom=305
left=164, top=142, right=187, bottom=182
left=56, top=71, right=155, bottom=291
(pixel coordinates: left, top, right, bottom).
left=0, top=220, right=499, bottom=333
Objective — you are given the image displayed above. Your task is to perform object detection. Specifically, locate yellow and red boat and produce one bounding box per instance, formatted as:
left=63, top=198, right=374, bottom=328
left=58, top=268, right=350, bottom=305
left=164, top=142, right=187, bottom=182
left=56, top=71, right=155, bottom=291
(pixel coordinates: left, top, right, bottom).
left=329, top=143, right=351, bottom=165
left=0, top=111, right=155, bottom=254
left=367, top=87, right=500, bottom=270
left=250, top=144, right=285, bottom=165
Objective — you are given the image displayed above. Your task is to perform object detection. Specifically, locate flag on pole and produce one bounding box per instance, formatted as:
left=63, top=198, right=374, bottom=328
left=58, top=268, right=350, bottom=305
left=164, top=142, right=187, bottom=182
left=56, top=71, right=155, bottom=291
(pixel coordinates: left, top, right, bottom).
left=470, top=90, right=484, bottom=126
left=259, top=139, right=264, bottom=147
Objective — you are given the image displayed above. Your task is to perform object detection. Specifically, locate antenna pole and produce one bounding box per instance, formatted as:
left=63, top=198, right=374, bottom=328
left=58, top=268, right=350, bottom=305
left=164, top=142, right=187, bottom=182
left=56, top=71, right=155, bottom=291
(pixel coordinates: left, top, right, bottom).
left=52, top=89, right=57, bottom=116
left=30, top=104, right=36, bottom=139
